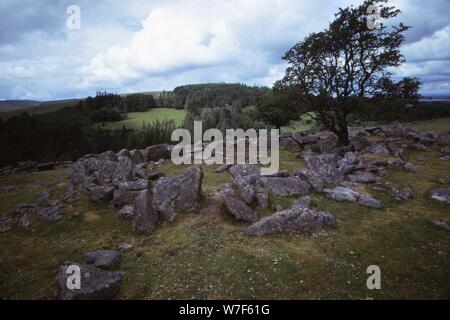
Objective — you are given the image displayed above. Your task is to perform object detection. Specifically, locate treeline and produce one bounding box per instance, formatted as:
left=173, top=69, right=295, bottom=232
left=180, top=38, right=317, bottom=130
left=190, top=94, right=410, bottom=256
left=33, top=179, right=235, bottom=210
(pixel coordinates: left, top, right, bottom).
left=78, top=92, right=158, bottom=123
left=0, top=112, right=175, bottom=167
left=172, top=83, right=270, bottom=113
left=353, top=101, right=450, bottom=124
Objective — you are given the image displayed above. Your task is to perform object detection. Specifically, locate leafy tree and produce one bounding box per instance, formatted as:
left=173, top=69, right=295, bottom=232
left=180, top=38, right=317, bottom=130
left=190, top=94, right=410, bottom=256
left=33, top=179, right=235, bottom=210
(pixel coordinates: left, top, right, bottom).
left=277, top=0, right=411, bottom=145
left=374, top=76, right=421, bottom=103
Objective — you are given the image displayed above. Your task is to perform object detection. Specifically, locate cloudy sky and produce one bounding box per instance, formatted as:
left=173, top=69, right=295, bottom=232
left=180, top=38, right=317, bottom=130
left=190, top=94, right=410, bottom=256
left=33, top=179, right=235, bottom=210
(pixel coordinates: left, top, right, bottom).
left=0, top=0, right=449, bottom=100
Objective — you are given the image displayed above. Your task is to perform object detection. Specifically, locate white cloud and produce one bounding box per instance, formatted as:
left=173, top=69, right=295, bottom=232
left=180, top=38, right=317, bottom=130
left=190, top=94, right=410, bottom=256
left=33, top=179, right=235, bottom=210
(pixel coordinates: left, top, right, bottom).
left=80, top=0, right=359, bottom=89
left=1, top=0, right=450, bottom=99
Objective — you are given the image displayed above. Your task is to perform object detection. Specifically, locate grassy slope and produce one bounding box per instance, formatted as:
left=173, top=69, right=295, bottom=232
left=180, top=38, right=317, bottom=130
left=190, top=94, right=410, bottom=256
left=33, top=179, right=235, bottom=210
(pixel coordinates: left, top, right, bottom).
left=0, top=100, right=80, bottom=121
left=102, top=108, right=187, bottom=130
left=0, top=119, right=449, bottom=299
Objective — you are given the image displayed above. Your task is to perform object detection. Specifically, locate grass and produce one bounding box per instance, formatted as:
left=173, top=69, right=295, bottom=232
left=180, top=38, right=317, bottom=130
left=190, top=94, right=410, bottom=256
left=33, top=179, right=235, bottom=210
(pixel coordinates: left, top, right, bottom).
left=102, top=108, right=186, bottom=130
left=405, top=117, right=450, bottom=134
left=0, top=118, right=449, bottom=299
left=281, top=113, right=318, bottom=133
left=0, top=100, right=80, bottom=121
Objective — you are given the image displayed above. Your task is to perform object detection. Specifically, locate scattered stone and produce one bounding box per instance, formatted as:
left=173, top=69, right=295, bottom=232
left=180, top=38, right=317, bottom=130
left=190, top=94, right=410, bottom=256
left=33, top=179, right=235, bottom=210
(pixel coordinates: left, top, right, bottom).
left=229, top=164, right=260, bottom=179
left=220, top=183, right=256, bottom=222
left=430, top=188, right=450, bottom=204
left=324, top=187, right=359, bottom=202
left=145, top=144, right=170, bottom=162
left=404, top=162, right=418, bottom=173
left=416, top=156, right=428, bottom=162
left=85, top=184, right=115, bottom=203
left=254, top=182, right=269, bottom=209
left=358, top=196, right=382, bottom=209
left=347, top=171, right=378, bottom=184
left=411, top=144, right=429, bottom=152
left=437, top=178, right=446, bottom=185
left=246, top=206, right=336, bottom=236
left=439, top=155, right=450, bottom=161
left=259, top=177, right=310, bottom=197
left=37, top=191, right=51, bottom=206
left=129, top=150, right=144, bottom=164
left=153, top=166, right=203, bottom=221
left=440, top=146, right=450, bottom=155
left=85, top=250, right=122, bottom=270
left=390, top=186, right=414, bottom=200
left=118, top=243, right=133, bottom=252
left=292, top=196, right=311, bottom=209
left=18, top=214, right=31, bottom=228
left=112, top=189, right=139, bottom=209
left=57, top=263, right=123, bottom=300
left=118, top=205, right=135, bottom=219
left=118, top=179, right=149, bottom=192
left=0, top=185, right=19, bottom=192
left=367, top=143, right=390, bottom=156
left=37, top=206, right=62, bottom=222
left=132, top=190, right=158, bottom=234
left=430, top=219, right=450, bottom=231
left=0, top=216, right=13, bottom=233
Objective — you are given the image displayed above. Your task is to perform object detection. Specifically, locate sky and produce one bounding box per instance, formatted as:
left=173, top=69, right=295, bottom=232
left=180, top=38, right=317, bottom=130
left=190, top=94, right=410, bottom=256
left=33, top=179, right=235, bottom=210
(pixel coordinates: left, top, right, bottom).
left=0, top=0, right=449, bottom=101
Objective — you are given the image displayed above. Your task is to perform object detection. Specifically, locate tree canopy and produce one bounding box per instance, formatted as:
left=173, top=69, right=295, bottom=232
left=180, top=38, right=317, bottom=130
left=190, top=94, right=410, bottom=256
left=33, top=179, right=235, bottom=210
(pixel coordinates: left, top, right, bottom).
left=276, top=0, right=414, bottom=145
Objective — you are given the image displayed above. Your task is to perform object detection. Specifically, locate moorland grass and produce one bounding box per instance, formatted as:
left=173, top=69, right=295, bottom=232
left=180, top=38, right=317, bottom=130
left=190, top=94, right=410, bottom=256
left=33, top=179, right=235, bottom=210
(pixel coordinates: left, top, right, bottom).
left=0, top=119, right=449, bottom=299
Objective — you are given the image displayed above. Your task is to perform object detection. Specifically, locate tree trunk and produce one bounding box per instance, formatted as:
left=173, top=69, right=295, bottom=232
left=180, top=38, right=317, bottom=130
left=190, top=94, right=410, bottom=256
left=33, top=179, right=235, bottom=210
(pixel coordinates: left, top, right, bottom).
left=336, top=116, right=350, bottom=146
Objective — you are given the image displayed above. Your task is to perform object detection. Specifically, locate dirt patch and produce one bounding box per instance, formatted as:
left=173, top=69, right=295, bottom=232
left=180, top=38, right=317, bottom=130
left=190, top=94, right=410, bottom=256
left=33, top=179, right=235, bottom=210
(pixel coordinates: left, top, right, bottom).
left=84, top=210, right=101, bottom=222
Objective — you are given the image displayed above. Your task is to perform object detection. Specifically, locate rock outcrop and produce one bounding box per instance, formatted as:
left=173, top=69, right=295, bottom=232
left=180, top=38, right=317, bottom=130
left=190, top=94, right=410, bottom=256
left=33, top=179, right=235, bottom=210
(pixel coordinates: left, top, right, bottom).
left=57, top=263, right=123, bottom=300
left=246, top=206, right=336, bottom=236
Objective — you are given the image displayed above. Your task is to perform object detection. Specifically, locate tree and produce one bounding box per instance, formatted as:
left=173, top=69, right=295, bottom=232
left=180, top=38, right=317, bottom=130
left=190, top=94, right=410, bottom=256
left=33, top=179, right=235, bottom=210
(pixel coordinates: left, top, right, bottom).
left=277, top=0, right=411, bottom=145
left=257, top=92, right=295, bottom=129
left=374, top=76, right=421, bottom=104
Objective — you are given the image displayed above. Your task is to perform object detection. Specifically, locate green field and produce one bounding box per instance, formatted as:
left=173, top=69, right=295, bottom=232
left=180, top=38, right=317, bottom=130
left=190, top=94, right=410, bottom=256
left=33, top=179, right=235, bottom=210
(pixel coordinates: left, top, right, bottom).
left=102, top=108, right=186, bottom=130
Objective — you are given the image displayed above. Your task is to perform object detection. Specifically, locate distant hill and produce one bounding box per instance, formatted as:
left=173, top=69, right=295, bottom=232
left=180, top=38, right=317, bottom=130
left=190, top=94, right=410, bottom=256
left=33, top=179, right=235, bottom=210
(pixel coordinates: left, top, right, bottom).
left=0, top=100, right=41, bottom=111
left=0, top=99, right=81, bottom=120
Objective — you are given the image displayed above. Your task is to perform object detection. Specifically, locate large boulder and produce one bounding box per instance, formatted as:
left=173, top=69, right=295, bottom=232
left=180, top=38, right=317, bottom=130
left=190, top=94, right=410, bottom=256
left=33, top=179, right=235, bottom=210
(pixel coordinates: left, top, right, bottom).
left=220, top=183, right=257, bottom=222
left=259, top=177, right=310, bottom=197
left=129, top=150, right=144, bottom=164
left=229, top=164, right=260, bottom=179
left=292, top=168, right=325, bottom=193
left=145, top=144, right=171, bottom=162
left=85, top=184, right=115, bottom=203
left=132, top=190, right=158, bottom=234
left=112, top=189, right=139, bottom=209
left=112, top=155, right=134, bottom=185
left=176, top=166, right=203, bottom=213
left=153, top=166, right=203, bottom=221
left=57, top=263, right=123, bottom=300
left=246, top=206, right=336, bottom=236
